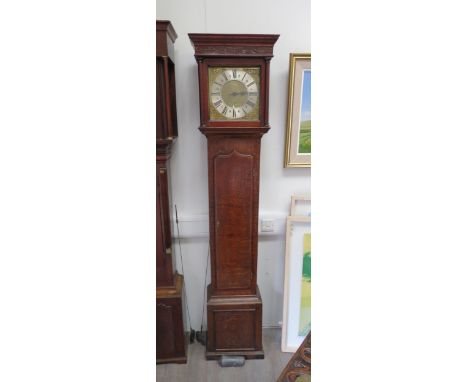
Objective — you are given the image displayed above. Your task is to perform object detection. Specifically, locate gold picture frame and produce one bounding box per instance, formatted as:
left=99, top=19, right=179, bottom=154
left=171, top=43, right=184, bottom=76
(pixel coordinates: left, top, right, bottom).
left=284, top=53, right=311, bottom=168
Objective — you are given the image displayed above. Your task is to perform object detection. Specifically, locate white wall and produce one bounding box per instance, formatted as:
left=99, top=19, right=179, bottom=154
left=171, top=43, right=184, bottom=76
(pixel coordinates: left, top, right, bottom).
left=157, top=0, right=311, bottom=330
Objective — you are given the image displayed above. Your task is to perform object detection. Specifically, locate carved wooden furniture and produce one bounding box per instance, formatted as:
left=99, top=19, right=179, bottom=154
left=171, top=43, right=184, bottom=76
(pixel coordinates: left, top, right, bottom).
left=189, top=33, right=279, bottom=360
left=277, top=332, right=311, bottom=382
left=156, top=20, right=187, bottom=365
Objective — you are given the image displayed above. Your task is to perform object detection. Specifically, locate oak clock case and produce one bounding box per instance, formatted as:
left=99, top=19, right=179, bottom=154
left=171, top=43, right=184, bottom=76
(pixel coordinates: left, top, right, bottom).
left=189, top=33, right=279, bottom=361
left=156, top=20, right=187, bottom=365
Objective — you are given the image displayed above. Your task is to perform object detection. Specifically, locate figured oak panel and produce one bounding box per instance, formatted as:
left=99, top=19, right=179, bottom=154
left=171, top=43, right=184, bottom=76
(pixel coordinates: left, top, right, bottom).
left=213, top=309, right=255, bottom=350
left=213, top=150, right=254, bottom=290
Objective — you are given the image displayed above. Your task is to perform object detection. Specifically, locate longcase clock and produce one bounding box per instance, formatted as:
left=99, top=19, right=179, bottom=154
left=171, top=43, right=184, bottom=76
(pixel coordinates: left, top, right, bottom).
left=189, top=33, right=279, bottom=360
left=156, top=20, right=187, bottom=365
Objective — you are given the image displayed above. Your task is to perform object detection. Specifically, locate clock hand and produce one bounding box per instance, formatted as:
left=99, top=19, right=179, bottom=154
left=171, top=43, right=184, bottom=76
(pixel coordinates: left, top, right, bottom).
left=229, top=91, right=248, bottom=96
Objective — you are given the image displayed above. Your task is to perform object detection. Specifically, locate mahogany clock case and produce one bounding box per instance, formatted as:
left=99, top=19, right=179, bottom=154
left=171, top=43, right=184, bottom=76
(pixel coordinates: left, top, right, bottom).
left=156, top=20, right=187, bottom=365
left=156, top=20, right=178, bottom=288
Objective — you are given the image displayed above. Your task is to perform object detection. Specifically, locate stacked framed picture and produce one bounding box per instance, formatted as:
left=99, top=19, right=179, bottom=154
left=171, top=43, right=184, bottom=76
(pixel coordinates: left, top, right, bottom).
left=282, top=195, right=311, bottom=352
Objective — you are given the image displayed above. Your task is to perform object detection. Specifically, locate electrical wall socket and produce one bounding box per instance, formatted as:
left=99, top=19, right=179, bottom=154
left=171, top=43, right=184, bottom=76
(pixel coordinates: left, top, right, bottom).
left=261, top=219, right=275, bottom=232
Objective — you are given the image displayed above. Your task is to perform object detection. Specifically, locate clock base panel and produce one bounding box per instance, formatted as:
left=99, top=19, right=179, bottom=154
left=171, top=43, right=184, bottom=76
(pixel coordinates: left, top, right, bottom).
left=206, top=284, right=264, bottom=360
left=156, top=273, right=188, bottom=364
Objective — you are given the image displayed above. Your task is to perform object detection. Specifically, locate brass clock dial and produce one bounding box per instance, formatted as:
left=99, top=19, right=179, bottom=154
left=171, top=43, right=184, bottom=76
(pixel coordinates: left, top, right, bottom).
left=208, top=67, right=260, bottom=121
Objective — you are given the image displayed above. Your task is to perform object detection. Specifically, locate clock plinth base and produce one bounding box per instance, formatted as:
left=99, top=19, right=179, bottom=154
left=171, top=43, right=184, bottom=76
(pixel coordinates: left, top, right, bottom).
left=156, top=273, right=188, bottom=364
left=206, top=284, right=264, bottom=360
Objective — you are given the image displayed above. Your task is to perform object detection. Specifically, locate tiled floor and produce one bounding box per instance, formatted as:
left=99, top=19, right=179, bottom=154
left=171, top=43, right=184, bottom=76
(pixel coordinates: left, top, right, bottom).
left=156, top=328, right=291, bottom=381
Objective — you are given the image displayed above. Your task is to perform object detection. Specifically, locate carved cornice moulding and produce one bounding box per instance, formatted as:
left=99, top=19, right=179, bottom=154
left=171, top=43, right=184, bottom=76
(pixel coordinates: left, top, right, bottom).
left=189, top=33, right=279, bottom=57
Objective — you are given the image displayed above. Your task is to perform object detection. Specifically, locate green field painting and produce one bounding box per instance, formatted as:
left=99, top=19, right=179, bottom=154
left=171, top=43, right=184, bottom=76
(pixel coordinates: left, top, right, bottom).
left=298, top=69, right=311, bottom=155
left=298, top=233, right=311, bottom=336
left=298, top=120, right=311, bottom=154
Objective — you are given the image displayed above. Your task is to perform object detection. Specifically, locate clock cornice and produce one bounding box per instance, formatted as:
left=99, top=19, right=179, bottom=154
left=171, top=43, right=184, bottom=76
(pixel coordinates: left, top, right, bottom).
left=189, top=33, right=279, bottom=58
left=156, top=20, right=178, bottom=42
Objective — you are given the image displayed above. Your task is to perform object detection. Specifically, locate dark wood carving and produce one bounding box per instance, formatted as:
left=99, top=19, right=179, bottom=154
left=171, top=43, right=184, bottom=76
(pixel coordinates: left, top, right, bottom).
left=189, top=34, right=277, bottom=58
left=156, top=20, right=187, bottom=364
left=189, top=33, right=279, bottom=360
left=277, top=332, right=311, bottom=382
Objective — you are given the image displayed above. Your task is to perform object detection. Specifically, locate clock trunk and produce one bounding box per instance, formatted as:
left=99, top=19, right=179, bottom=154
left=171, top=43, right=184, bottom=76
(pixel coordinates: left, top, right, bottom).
left=207, top=135, right=261, bottom=296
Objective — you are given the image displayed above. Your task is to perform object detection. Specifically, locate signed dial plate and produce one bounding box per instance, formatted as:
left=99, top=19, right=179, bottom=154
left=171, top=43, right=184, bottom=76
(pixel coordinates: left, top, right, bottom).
left=208, top=67, right=260, bottom=121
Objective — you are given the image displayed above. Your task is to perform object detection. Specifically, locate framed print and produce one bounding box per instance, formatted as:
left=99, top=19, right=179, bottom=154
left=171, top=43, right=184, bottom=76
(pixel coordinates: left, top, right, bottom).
left=290, top=195, right=311, bottom=217
left=282, top=216, right=311, bottom=352
left=284, top=53, right=311, bottom=168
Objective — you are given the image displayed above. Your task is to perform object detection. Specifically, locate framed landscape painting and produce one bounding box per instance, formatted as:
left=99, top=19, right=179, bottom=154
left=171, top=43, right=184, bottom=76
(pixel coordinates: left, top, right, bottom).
left=284, top=53, right=311, bottom=168
left=281, top=216, right=311, bottom=352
